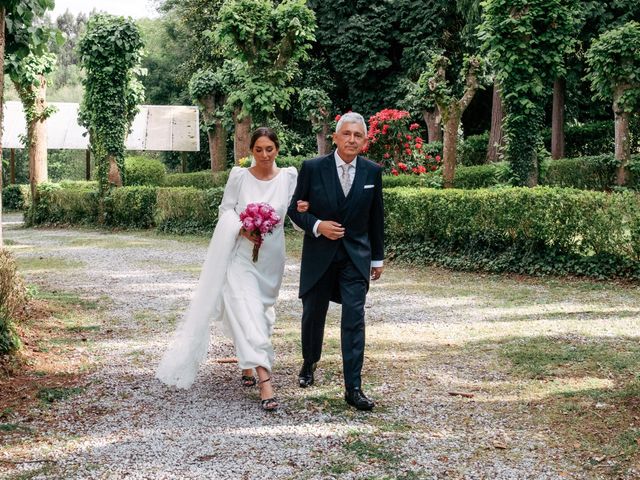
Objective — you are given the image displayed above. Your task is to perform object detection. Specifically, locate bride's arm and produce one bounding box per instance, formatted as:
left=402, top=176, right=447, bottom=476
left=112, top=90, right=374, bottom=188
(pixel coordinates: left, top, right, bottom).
left=218, top=167, right=244, bottom=218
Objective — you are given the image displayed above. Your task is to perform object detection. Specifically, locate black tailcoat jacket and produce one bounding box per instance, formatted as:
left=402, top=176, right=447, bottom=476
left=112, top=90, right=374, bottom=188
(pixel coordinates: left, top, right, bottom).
left=287, top=152, right=385, bottom=299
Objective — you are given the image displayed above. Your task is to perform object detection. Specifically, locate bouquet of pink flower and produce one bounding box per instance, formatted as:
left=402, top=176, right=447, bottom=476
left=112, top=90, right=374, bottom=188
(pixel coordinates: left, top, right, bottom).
left=239, top=202, right=281, bottom=262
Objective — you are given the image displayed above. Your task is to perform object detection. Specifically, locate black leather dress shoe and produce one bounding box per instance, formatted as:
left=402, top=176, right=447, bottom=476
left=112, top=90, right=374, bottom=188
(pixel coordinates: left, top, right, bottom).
left=298, top=362, right=317, bottom=388
left=345, top=388, right=375, bottom=411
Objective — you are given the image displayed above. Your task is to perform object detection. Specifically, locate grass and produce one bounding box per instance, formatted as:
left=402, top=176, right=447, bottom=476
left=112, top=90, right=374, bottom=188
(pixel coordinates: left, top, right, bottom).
left=36, top=387, right=84, bottom=404
left=497, top=335, right=640, bottom=469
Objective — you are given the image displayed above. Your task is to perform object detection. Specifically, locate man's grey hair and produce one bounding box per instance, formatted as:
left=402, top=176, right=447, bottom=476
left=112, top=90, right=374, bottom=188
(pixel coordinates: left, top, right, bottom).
left=336, top=112, right=367, bottom=137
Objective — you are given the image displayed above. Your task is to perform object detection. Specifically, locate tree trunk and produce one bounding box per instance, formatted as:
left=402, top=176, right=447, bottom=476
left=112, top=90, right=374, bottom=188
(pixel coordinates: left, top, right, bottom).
left=486, top=83, right=505, bottom=163
left=29, top=75, right=49, bottom=187
left=233, top=110, right=251, bottom=163
left=442, top=111, right=461, bottom=189
left=423, top=107, right=442, bottom=143
left=209, top=121, right=227, bottom=172
left=85, top=149, right=91, bottom=180
left=614, top=92, right=630, bottom=186
left=181, top=152, right=187, bottom=173
left=316, top=122, right=331, bottom=155
left=10, top=149, right=16, bottom=184
left=0, top=6, right=6, bottom=247
left=551, top=78, right=565, bottom=160
left=200, top=95, right=227, bottom=172
left=107, top=155, right=123, bottom=186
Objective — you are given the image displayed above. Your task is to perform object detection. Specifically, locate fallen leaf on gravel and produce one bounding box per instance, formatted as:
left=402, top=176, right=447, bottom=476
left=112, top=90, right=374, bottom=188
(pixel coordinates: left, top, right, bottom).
left=215, top=357, right=238, bottom=363
left=448, top=391, right=474, bottom=398
left=492, top=441, right=508, bottom=449
left=196, top=455, right=216, bottom=461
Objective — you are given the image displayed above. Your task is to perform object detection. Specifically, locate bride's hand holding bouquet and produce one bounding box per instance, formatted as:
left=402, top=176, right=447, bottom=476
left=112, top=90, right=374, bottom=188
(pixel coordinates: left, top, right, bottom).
left=239, top=202, right=281, bottom=262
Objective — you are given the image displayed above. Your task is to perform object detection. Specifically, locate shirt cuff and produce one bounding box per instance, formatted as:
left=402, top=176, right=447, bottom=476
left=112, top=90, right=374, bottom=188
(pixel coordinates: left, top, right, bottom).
left=371, top=260, right=383, bottom=268
left=313, top=220, right=322, bottom=237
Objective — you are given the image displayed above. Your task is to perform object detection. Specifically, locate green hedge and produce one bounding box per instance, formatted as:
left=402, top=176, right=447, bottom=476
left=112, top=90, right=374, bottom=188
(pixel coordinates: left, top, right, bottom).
left=155, top=187, right=224, bottom=234
left=384, top=186, right=640, bottom=279
left=125, top=156, right=167, bottom=186
left=541, top=154, right=640, bottom=191
left=164, top=170, right=229, bottom=189
left=107, top=186, right=158, bottom=228
left=28, top=183, right=99, bottom=226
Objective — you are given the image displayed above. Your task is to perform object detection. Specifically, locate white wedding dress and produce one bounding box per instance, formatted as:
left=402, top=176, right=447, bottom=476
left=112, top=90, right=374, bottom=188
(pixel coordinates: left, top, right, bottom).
left=156, top=166, right=298, bottom=389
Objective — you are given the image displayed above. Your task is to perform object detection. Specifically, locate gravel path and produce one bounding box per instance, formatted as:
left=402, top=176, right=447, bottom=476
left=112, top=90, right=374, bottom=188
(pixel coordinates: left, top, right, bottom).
left=0, top=213, right=618, bottom=479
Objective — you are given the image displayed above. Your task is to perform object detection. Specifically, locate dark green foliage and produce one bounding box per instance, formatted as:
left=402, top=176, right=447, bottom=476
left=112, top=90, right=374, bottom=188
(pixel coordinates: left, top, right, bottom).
left=480, top=0, right=581, bottom=185
left=125, top=157, right=167, bottom=186
left=0, top=250, right=26, bottom=355
left=107, top=187, right=158, bottom=229
left=155, top=187, right=224, bottom=234
left=2, top=185, right=28, bottom=211
left=543, top=121, right=615, bottom=158
left=458, top=133, right=489, bottom=166
left=384, top=187, right=640, bottom=279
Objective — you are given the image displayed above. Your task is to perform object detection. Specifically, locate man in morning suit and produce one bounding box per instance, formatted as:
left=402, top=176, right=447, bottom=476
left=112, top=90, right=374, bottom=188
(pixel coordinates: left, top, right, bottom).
left=287, top=112, right=384, bottom=411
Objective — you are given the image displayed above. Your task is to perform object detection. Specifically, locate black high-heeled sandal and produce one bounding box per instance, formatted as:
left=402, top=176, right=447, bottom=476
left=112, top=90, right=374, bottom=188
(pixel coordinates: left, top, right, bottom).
left=258, top=377, right=278, bottom=411
left=241, top=374, right=257, bottom=387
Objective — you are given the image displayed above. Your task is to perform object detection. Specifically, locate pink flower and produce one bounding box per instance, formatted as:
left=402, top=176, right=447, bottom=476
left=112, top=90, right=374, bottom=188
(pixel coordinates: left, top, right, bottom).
left=435, top=155, right=441, bottom=162
left=383, top=153, right=390, bottom=159
left=391, top=168, right=399, bottom=176
left=409, top=123, right=419, bottom=131
left=335, top=114, right=342, bottom=122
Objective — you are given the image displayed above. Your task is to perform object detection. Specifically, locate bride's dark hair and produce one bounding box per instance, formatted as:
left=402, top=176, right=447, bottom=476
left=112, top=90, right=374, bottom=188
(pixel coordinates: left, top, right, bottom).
left=250, top=127, right=280, bottom=150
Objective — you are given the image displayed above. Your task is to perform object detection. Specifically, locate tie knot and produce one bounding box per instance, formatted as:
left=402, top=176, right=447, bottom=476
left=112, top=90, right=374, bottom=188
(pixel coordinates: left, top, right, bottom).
left=341, top=164, right=351, bottom=173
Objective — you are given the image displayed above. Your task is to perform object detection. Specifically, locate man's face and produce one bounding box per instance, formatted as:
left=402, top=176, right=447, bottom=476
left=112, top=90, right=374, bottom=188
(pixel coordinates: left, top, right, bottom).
left=333, top=122, right=367, bottom=162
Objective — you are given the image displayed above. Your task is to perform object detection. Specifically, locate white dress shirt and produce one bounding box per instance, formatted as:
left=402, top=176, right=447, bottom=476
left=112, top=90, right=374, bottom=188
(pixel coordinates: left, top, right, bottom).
left=312, top=152, right=383, bottom=268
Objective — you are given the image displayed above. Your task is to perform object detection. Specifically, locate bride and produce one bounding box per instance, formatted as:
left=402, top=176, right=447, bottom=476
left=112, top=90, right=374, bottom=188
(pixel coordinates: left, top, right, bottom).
left=156, top=127, right=307, bottom=411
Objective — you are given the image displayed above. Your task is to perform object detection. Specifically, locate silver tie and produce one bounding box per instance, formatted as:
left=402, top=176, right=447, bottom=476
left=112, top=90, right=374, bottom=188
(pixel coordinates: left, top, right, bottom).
left=340, top=164, right=353, bottom=196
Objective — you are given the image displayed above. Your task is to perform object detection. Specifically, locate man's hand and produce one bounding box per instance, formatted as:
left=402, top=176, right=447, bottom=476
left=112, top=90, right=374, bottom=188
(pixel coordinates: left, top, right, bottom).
left=297, top=200, right=309, bottom=213
left=317, top=221, right=345, bottom=240
left=370, top=266, right=383, bottom=281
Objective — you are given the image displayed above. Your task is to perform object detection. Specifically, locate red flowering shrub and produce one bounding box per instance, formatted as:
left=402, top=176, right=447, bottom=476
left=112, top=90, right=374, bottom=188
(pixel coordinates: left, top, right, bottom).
left=363, top=108, right=441, bottom=175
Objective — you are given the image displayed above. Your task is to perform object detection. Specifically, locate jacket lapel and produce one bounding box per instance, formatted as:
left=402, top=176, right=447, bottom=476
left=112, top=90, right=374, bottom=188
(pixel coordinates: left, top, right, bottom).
left=320, top=152, right=339, bottom=214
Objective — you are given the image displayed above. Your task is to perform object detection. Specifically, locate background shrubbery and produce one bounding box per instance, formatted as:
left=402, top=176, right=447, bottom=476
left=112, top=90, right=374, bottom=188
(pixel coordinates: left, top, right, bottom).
left=125, top=156, right=167, bottom=186
left=0, top=250, right=26, bottom=355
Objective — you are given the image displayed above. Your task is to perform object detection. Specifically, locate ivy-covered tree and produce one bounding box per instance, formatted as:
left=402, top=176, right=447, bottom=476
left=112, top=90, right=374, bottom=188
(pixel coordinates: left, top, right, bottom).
left=586, top=21, right=640, bottom=186
left=78, top=14, right=145, bottom=201
left=1, top=0, right=56, bottom=244
left=216, top=0, right=316, bottom=161
left=188, top=68, right=227, bottom=171
left=479, top=0, right=581, bottom=186
left=420, top=54, right=484, bottom=188
left=10, top=50, right=56, bottom=190
left=298, top=87, right=332, bottom=155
